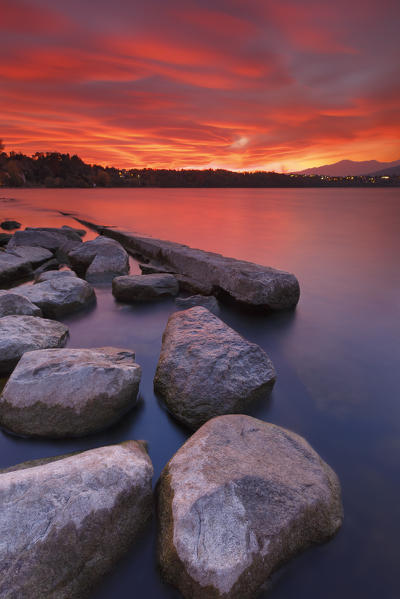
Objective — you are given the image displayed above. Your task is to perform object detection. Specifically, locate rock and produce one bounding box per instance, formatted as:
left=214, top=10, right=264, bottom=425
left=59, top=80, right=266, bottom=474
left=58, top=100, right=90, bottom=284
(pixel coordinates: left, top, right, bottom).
left=113, top=273, right=179, bottom=302
left=139, top=263, right=174, bottom=275
left=0, top=252, right=33, bottom=286
left=1, top=220, right=21, bottom=230
left=0, top=292, right=42, bottom=317
left=32, top=258, right=61, bottom=277
left=68, top=236, right=129, bottom=283
left=0, top=347, right=142, bottom=438
left=0, top=315, right=68, bottom=376
left=9, top=276, right=96, bottom=318
left=154, top=307, right=276, bottom=429
left=175, top=295, right=220, bottom=315
left=89, top=228, right=300, bottom=311
left=61, top=224, right=86, bottom=237
left=157, top=414, right=343, bottom=599
left=7, top=245, right=53, bottom=266
left=175, top=274, right=214, bottom=295
left=7, top=227, right=82, bottom=255
left=0, top=233, right=12, bottom=247
left=0, top=442, right=153, bottom=599
left=34, top=269, right=77, bottom=284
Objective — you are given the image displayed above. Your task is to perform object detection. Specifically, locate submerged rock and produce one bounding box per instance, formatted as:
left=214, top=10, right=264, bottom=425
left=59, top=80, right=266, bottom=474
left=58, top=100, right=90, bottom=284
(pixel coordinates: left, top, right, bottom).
left=0, top=347, right=142, bottom=437
left=68, top=236, right=129, bottom=283
left=1, top=220, right=21, bottom=230
left=92, top=229, right=300, bottom=311
left=0, top=441, right=153, bottom=599
left=0, top=315, right=68, bottom=375
left=0, top=292, right=42, bottom=317
left=154, top=307, right=276, bottom=429
left=112, top=273, right=179, bottom=302
left=158, top=414, right=343, bottom=599
left=175, top=294, right=220, bottom=315
left=9, top=276, right=96, bottom=318
left=34, top=268, right=77, bottom=284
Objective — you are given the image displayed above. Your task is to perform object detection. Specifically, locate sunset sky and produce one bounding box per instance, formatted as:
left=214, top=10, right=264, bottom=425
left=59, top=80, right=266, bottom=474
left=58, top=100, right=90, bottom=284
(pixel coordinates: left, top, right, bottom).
left=1, top=0, right=399, bottom=171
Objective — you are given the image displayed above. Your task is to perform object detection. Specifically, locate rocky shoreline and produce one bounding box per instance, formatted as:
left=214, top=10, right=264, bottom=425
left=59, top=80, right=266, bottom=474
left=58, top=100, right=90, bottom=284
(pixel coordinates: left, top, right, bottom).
left=0, top=220, right=342, bottom=598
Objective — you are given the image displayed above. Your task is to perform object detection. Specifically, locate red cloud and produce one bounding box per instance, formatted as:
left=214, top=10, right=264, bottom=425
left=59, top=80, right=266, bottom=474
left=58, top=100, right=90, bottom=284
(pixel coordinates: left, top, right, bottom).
left=0, top=0, right=399, bottom=171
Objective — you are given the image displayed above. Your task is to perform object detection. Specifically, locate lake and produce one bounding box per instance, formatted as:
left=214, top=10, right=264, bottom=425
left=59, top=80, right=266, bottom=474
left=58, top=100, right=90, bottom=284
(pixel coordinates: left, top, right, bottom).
left=0, top=187, right=399, bottom=599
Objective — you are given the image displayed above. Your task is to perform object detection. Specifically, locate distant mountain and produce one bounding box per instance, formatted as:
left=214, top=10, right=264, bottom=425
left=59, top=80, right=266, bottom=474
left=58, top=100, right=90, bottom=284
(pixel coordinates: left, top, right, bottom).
left=295, top=159, right=400, bottom=177
left=367, top=164, right=400, bottom=177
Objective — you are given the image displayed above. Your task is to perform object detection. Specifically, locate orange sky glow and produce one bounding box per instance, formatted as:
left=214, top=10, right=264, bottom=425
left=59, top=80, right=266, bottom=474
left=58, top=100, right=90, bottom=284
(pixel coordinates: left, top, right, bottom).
left=1, top=0, right=399, bottom=171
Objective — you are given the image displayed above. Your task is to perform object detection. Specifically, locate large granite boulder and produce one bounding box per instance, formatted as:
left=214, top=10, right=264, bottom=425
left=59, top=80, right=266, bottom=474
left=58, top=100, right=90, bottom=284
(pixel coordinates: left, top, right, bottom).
left=0, top=347, right=142, bottom=438
left=0, top=252, right=33, bottom=286
left=34, top=269, right=77, bottom=284
left=0, top=442, right=153, bottom=599
left=175, top=294, right=220, bottom=315
left=158, top=414, right=343, bottom=599
left=0, top=292, right=42, bottom=317
left=92, top=229, right=300, bottom=311
left=7, top=227, right=82, bottom=255
left=113, top=273, right=179, bottom=302
left=8, top=276, right=96, bottom=318
left=0, top=315, right=68, bottom=375
left=154, top=307, right=276, bottom=428
left=68, top=236, right=129, bottom=283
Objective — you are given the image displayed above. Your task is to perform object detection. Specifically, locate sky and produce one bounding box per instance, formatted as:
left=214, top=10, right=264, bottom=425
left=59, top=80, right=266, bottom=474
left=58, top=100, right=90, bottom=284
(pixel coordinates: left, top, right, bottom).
left=1, top=0, right=399, bottom=171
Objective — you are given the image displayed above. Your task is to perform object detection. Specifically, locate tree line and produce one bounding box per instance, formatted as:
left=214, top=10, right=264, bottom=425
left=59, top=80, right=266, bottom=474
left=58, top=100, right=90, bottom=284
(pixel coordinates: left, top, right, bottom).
left=0, top=143, right=398, bottom=188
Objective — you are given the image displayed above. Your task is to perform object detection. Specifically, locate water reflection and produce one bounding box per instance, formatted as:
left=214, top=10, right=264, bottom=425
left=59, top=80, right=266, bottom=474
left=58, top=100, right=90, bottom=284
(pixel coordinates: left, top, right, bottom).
left=0, top=188, right=399, bottom=599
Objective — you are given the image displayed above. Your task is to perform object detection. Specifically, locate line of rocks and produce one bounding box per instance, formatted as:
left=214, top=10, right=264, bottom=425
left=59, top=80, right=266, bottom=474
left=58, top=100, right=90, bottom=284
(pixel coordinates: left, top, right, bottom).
left=0, top=221, right=344, bottom=599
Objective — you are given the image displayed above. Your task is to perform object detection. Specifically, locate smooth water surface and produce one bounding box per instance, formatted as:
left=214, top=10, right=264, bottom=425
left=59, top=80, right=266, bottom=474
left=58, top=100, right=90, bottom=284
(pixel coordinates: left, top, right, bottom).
left=0, top=188, right=399, bottom=598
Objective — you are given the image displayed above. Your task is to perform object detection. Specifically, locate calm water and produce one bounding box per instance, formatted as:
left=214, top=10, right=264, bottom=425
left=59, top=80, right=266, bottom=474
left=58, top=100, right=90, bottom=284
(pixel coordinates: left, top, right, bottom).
left=0, top=188, right=399, bottom=599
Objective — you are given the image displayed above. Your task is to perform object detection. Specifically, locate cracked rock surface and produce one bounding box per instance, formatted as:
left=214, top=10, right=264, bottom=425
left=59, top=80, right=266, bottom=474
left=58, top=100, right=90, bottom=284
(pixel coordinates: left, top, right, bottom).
left=0, top=441, right=153, bottom=599
left=158, top=414, right=343, bottom=599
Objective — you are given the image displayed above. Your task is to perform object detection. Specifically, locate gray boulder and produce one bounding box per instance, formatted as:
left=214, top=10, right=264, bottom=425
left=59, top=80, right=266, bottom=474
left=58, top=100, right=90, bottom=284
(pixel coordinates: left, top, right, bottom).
left=175, top=294, right=220, bottom=315
left=113, top=273, right=179, bottom=302
left=0, top=347, right=142, bottom=438
left=7, top=227, right=82, bottom=254
left=1, top=220, right=21, bottom=230
left=9, top=276, right=96, bottom=318
left=0, top=252, right=32, bottom=286
left=61, top=224, right=86, bottom=237
left=68, top=236, right=129, bottom=283
left=158, top=414, right=343, bottom=599
left=0, top=292, right=42, bottom=317
left=34, top=269, right=77, bottom=284
left=0, top=315, right=68, bottom=375
left=0, top=442, right=153, bottom=599
left=7, top=245, right=53, bottom=266
left=154, top=307, right=276, bottom=429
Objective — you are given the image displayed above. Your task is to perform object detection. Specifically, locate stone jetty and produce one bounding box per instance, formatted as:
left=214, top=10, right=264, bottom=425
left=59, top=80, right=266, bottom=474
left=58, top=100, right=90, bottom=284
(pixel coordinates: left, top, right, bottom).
left=75, top=221, right=300, bottom=311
